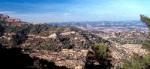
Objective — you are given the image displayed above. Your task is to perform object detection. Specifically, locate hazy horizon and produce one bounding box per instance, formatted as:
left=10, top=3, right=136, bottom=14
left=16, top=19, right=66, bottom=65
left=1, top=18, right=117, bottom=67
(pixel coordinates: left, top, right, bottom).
left=0, top=0, right=150, bottom=23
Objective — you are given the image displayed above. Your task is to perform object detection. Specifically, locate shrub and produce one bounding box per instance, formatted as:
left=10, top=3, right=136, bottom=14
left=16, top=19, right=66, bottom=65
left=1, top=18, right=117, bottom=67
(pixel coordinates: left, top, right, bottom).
left=0, top=24, right=5, bottom=36
left=39, top=43, right=52, bottom=50
left=122, top=54, right=150, bottom=69
left=93, top=43, right=109, bottom=60
left=141, top=15, right=150, bottom=50
left=118, top=15, right=150, bottom=69
left=140, top=15, right=150, bottom=28
left=142, top=39, right=150, bottom=50
left=11, top=25, right=30, bottom=46
left=0, top=20, right=5, bottom=24
left=94, top=43, right=112, bottom=68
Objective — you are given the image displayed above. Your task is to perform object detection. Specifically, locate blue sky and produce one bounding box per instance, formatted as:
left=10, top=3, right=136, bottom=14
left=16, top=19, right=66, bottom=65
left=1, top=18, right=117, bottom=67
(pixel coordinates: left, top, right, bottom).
left=0, top=0, right=150, bottom=23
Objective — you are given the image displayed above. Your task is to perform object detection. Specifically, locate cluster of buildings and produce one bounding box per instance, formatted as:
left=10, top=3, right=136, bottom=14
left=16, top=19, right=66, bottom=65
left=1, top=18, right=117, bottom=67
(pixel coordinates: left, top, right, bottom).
left=0, top=14, right=22, bottom=26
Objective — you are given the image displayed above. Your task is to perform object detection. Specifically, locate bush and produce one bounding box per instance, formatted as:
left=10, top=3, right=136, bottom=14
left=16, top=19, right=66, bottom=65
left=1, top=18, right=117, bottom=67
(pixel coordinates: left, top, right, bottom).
left=94, top=43, right=111, bottom=68
left=0, top=24, right=5, bottom=36
left=122, top=54, right=150, bottom=69
left=29, top=24, right=49, bottom=34
left=142, top=39, right=150, bottom=50
left=93, top=43, right=109, bottom=59
left=39, top=43, right=52, bottom=50
left=140, top=15, right=150, bottom=28
left=120, top=14, right=150, bottom=69
left=140, top=15, right=150, bottom=50
left=11, top=25, right=30, bottom=46
left=0, top=20, right=5, bottom=24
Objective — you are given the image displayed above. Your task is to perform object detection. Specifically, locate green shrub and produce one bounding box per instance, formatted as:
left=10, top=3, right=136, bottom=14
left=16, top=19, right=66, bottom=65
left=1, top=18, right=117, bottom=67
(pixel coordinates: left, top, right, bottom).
left=140, top=15, right=150, bottom=28
left=122, top=54, right=150, bottom=69
left=140, top=15, right=150, bottom=50
left=39, top=43, right=52, bottom=50
left=93, top=43, right=109, bottom=59
left=120, top=15, right=150, bottom=69
left=142, top=39, right=150, bottom=50
left=11, top=26, right=30, bottom=46
left=0, top=24, right=5, bottom=36
left=0, top=20, right=5, bottom=24
left=93, top=44, right=111, bottom=64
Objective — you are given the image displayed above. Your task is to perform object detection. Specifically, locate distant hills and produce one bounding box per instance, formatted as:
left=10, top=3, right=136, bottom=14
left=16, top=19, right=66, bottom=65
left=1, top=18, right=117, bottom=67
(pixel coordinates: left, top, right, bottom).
left=49, top=21, right=147, bottom=28
left=0, top=14, right=149, bottom=69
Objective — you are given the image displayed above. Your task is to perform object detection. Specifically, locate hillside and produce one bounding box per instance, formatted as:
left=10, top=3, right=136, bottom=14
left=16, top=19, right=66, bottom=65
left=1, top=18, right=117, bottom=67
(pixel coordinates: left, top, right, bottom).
left=0, top=14, right=149, bottom=69
left=0, top=17, right=112, bottom=69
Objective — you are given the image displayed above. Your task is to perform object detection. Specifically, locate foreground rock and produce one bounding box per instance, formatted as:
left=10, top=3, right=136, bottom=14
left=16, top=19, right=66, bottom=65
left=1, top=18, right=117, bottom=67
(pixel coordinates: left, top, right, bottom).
left=30, top=49, right=88, bottom=69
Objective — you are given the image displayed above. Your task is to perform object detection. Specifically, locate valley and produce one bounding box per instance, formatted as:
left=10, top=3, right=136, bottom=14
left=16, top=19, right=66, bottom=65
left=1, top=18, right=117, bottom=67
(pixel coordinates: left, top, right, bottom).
left=0, top=14, right=150, bottom=69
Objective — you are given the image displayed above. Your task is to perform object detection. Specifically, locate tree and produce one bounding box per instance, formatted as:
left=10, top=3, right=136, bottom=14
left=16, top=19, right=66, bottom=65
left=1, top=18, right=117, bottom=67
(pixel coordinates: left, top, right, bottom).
left=85, top=43, right=112, bottom=69
left=140, top=15, right=150, bottom=50
left=11, top=25, right=30, bottom=46
left=121, top=15, right=150, bottom=69
left=93, top=43, right=109, bottom=60
left=140, top=15, right=150, bottom=28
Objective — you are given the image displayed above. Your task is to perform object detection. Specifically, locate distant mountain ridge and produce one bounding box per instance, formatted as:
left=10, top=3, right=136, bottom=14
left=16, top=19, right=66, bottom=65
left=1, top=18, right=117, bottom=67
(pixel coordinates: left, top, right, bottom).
left=49, top=21, right=147, bottom=28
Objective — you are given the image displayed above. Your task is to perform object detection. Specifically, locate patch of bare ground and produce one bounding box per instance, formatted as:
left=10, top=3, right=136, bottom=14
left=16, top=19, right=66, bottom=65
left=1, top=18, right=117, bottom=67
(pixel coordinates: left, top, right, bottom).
left=121, top=44, right=148, bottom=56
left=30, top=49, right=89, bottom=69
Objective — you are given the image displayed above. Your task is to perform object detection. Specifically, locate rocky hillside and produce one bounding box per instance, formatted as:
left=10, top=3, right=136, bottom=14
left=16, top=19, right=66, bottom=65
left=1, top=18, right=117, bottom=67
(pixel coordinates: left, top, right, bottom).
left=0, top=14, right=149, bottom=69
left=0, top=19, right=112, bottom=69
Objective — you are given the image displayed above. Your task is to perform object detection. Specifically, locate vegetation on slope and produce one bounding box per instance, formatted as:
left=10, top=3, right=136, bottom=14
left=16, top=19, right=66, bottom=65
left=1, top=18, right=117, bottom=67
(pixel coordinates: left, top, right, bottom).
left=120, top=15, right=150, bottom=69
left=0, top=43, right=68, bottom=69
left=140, top=15, right=150, bottom=50
left=140, top=15, right=150, bottom=29
left=0, top=24, right=4, bottom=36
left=85, top=43, right=112, bottom=69
left=122, top=54, right=150, bottom=69
left=93, top=43, right=109, bottom=60
left=0, top=19, right=112, bottom=69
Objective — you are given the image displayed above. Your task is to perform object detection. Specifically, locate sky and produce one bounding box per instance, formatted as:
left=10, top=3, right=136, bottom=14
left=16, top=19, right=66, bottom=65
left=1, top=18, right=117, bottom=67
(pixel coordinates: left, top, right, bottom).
left=0, top=0, right=150, bottom=23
